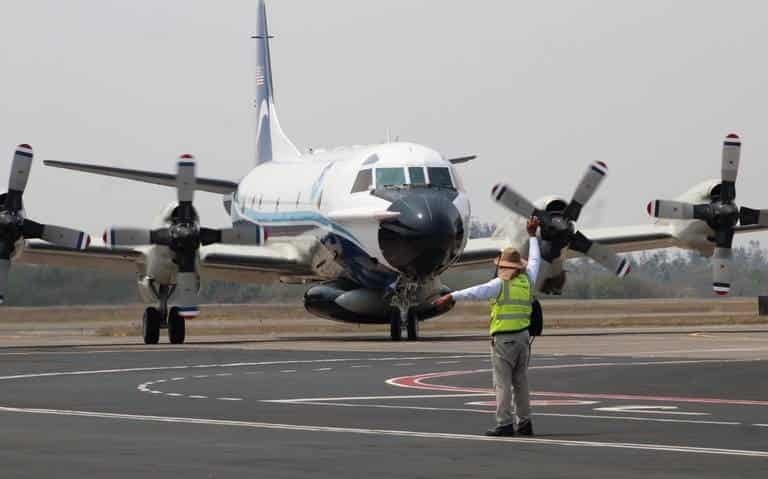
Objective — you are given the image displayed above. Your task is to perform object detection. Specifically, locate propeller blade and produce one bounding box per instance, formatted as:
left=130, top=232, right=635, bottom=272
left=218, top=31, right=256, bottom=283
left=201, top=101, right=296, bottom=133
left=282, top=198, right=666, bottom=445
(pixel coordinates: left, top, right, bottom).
left=712, top=247, right=732, bottom=296
left=173, top=271, right=199, bottom=317
left=0, top=258, right=9, bottom=305
left=200, top=225, right=267, bottom=246
left=646, top=200, right=696, bottom=220
left=563, top=161, right=608, bottom=221
left=5, top=144, right=34, bottom=213
left=103, top=227, right=152, bottom=247
left=720, top=133, right=741, bottom=202
left=570, top=231, right=631, bottom=277
left=491, top=184, right=537, bottom=218
left=176, top=155, right=196, bottom=204
left=21, top=220, right=90, bottom=249
left=739, top=207, right=768, bottom=227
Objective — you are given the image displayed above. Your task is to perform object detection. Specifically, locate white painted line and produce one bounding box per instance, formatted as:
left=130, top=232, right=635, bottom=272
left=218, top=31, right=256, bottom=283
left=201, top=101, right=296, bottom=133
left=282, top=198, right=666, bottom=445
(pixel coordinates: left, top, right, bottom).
left=171, top=377, right=185, bottom=381
left=188, top=395, right=208, bottom=399
left=350, top=365, right=370, bottom=369
left=280, top=370, right=297, bottom=373
left=393, top=363, right=415, bottom=367
left=436, top=361, right=460, bottom=365
left=165, top=393, right=182, bottom=397
left=594, top=405, right=709, bottom=416
left=193, top=375, right=209, bottom=379
left=149, top=391, right=162, bottom=394
left=0, top=355, right=485, bottom=382
left=217, top=397, right=243, bottom=401
left=215, top=373, right=233, bottom=377
left=0, top=406, right=763, bottom=457
left=154, top=379, right=167, bottom=383
left=268, top=401, right=743, bottom=427
left=263, top=393, right=490, bottom=403
left=313, top=368, right=332, bottom=372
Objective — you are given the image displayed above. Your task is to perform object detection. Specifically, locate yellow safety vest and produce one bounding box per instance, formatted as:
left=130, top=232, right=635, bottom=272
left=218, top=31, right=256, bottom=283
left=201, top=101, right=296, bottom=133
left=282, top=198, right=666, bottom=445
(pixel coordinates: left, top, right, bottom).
left=490, top=274, right=532, bottom=335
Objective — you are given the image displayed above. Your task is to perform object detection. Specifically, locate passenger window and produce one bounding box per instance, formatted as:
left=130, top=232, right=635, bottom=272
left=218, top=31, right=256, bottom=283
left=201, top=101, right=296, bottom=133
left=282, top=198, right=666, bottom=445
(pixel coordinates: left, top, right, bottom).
left=408, top=167, right=426, bottom=185
left=427, top=167, right=454, bottom=189
left=351, top=169, right=373, bottom=193
left=375, top=168, right=406, bottom=187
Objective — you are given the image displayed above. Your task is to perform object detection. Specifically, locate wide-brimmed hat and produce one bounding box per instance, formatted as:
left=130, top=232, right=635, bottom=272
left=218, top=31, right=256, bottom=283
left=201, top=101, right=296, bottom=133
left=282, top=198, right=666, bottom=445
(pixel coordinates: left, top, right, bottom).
left=494, top=247, right=527, bottom=270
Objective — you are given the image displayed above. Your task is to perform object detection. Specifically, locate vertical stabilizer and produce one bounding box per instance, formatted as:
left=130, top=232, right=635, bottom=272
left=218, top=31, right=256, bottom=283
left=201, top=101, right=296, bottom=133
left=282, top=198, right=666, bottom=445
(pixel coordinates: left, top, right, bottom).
left=253, top=0, right=300, bottom=164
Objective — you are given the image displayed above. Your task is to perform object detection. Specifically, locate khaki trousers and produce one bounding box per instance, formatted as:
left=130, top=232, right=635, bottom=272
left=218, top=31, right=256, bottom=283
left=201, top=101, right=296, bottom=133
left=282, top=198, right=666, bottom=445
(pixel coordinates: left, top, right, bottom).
left=491, top=330, right=531, bottom=427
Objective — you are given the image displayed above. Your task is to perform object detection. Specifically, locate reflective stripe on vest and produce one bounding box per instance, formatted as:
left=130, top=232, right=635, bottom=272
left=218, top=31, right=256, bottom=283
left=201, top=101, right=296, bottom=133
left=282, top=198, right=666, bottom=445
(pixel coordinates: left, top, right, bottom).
left=490, top=274, right=532, bottom=335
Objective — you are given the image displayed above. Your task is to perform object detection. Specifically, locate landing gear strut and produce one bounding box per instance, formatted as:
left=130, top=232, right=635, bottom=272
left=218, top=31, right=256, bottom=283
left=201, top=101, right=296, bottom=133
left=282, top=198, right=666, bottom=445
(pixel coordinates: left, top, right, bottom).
left=143, top=282, right=185, bottom=345
left=388, top=278, right=420, bottom=341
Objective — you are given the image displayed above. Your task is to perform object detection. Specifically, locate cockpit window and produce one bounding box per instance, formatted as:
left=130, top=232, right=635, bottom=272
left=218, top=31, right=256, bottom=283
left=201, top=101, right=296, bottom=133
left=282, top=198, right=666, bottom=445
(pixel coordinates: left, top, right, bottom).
left=408, top=167, right=426, bottom=185
left=427, top=167, right=454, bottom=189
left=351, top=169, right=373, bottom=193
left=375, top=168, right=406, bottom=187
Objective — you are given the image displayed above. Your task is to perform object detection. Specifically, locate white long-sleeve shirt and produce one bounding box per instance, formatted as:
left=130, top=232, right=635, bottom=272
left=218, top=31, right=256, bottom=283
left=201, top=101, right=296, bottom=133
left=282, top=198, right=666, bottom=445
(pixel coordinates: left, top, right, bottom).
left=451, top=238, right=541, bottom=302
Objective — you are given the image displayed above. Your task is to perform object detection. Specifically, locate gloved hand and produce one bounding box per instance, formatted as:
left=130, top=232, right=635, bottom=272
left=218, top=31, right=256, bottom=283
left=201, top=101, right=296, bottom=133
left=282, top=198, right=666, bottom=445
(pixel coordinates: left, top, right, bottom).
left=433, top=294, right=455, bottom=312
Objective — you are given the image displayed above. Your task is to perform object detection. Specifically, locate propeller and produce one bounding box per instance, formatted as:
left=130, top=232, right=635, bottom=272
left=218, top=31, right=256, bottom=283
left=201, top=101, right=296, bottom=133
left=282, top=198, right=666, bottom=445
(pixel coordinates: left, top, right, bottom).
left=104, top=155, right=266, bottom=317
left=0, top=145, right=91, bottom=304
left=492, top=161, right=631, bottom=288
left=647, top=133, right=759, bottom=295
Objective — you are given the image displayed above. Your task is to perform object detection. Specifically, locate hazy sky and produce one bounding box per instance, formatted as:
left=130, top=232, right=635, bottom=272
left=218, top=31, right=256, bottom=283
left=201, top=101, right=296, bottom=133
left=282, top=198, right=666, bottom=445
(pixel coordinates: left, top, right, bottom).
left=2, top=0, right=768, bottom=246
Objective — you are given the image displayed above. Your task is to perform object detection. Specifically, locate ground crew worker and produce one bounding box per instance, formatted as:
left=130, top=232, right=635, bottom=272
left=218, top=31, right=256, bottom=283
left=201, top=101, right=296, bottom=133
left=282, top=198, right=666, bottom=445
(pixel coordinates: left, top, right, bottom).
left=434, top=217, right=540, bottom=436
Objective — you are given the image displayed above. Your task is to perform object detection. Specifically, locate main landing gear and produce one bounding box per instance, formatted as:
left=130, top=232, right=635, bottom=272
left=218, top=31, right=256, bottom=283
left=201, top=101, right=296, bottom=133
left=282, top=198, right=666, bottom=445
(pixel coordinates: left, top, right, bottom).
left=142, top=283, right=186, bottom=345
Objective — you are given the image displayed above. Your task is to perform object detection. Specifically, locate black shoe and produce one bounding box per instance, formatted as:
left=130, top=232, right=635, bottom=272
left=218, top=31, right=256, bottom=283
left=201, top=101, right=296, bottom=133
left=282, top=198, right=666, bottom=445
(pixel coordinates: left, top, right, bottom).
left=485, top=424, right=515, bottom=437
left=516, top=419, right=533, bottom=436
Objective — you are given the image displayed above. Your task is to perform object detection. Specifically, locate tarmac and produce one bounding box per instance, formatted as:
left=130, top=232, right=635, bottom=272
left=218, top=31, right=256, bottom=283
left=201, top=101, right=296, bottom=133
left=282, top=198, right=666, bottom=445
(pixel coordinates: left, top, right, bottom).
left=1, top=327, right=767, bottom=478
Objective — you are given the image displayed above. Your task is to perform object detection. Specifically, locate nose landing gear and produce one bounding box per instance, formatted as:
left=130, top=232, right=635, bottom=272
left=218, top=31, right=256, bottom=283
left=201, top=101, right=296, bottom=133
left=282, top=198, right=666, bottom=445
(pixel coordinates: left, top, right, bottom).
left=388, top=278, right=421, bottom=341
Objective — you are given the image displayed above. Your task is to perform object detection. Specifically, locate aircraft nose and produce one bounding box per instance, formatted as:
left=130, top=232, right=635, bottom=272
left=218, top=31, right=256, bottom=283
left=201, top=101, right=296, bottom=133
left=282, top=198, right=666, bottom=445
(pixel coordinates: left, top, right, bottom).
left=378, top=191, right=464, bottom=278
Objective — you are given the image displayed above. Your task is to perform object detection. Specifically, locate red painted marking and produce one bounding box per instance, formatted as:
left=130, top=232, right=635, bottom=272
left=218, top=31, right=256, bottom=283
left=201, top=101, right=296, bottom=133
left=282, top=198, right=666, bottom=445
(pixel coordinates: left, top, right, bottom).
left=595, top=161, right=608, bottom=169
left=726, top=133, right=740, bottom=139
left=387, top=370, right=768, bottom=407
left=17, top=144, right=31, bottom=149
left=646, top=201, right=653, bottom=216
left=180, top=153, right=194, bottom=159
left=715, top=290, right=729, bottom=296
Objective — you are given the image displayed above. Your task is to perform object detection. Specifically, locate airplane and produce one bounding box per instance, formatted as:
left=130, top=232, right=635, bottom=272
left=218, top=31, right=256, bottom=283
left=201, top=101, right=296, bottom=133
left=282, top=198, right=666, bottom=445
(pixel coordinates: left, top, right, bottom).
left=5, top=0, right=766, bottom=344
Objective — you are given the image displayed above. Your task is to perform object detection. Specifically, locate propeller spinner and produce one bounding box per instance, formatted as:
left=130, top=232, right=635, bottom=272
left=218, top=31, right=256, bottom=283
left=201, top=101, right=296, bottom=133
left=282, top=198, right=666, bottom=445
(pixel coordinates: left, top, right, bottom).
left=0, top=145, right=91, bottom=303
left=104, top=155, right=265, bottom=316
left=647, top=133, right=759, bottom=295
left=492, top=161, right=631, bottom=287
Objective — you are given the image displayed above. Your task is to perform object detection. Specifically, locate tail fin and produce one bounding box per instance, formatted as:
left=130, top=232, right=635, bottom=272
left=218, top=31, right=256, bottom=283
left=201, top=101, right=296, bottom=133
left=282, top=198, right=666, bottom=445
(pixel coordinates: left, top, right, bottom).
left=253, top=0, right=300, bottom=164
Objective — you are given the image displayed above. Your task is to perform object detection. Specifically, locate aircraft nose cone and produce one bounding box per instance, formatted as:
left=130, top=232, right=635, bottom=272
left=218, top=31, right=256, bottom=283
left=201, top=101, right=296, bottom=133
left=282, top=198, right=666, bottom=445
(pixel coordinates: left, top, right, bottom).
left=378, top=191, right=464, bottom=278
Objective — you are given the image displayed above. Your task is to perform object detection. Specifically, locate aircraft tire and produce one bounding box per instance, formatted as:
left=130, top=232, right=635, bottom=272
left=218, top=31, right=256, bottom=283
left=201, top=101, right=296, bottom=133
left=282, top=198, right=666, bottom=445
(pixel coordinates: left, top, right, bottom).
left=168, top=307, right=186, bottom=345
left=142, top=307, right=161, bottom=345
left=406, top=311, right=419, bottom=341
left=389, top=312, right=402, bottom=341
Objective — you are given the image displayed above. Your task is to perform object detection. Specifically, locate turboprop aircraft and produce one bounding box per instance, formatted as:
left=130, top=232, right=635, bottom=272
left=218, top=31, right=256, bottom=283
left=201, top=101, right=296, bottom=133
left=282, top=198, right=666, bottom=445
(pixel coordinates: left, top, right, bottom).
left=7, top=1, right=767, bottom=344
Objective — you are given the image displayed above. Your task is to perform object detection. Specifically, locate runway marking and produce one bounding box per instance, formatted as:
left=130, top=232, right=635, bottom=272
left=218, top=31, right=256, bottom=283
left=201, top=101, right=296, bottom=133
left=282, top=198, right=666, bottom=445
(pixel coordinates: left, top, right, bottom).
left=594, top=405, right=709, bottom=416
left=188, top=395, right=208, bottom=399
left=0, top=348, right=193, bottom=357
left=387, top=362, right=768, bottom=407
left=217, top=397, right=243, bottom=401
left=350, top=365, right=370, bottom=368
left=215, top=373, right=233, bottom=377
left=393, top=363, right=415, bottom=366
left=0, top=406, right=765, bottom=458
left=435, top=361, right=460, bottom=365
left=171, top=377, right=185, bottom=381
left=0, top=355, right=484, bottom=381
left=280, top=370, right=297, bottom=373
left=313, top=368, right=332, bottom=372
left=272, top=401, right=744, bottom=426
left=193, top=375, right=209, bottom=378
left=165, top=393, right=182, bottom=397
left=264, top=393, right=491, bottom=403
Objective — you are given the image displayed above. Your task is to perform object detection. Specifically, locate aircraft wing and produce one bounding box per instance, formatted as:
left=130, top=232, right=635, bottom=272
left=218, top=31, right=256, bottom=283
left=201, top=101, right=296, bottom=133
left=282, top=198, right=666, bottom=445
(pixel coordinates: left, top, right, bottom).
left=452, top=222, right=768, bottom=270
left=17, top=239, right=318, bottom=284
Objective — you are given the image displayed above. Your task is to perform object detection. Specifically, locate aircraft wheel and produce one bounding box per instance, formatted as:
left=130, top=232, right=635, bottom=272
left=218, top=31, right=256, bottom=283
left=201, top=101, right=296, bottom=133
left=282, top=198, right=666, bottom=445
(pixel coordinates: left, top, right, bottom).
left=406, top=311, right=420, bottom=341
left=389, top=312, right=402, bottom=341
left=142, top=307, right=161, bottom=345
left=168, top=307, right=186, bottom=345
